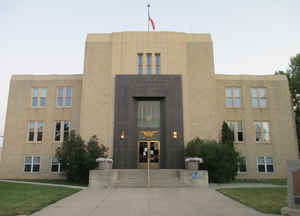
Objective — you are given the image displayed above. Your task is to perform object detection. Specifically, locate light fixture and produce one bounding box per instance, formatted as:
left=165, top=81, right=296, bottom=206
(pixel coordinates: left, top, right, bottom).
left=172, top=130, right=178, bottom=139
left=120, top=130, right=125, bottom=140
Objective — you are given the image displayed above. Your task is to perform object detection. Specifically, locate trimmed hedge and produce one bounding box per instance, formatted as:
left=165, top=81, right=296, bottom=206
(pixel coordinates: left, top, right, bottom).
left=185, top=137, right=239, bottom=183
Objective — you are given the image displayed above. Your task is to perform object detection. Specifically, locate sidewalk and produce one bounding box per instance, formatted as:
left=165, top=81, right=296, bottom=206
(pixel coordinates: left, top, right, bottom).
left=30, top=187, right=279, bottom=216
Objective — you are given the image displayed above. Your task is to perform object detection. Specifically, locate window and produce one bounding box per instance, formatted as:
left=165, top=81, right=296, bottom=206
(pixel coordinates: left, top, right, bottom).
left=28, top=121, right=44, bottom=143
left=138, top=54, right=143, bottom=74
left=225, top=121, right=244, bottom=142
left=57, top=87, right=72, bottom=107
left=238, top=156, right=247, bottom=172
left=257, top=156, right=274, bottom=173
left=251, top=88, right=266, bottom=108
left=31, top=88, right=47, bottom=107
left=54, top=121, right=71, bottom=142
left=24, top=156, right=40, bottom=172
left=155, top=53, right=160, bottom=74
left=51, top=156, right=62, bottom=173
left=226, top=88, right=241, bottom=107
left=147, top=54, right=152, bottom=75
left=255, top=121, right=270, bottom=142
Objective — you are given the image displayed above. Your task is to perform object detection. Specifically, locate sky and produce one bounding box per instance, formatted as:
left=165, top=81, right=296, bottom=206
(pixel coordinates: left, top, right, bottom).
left=0, top=0, right=299, bottom=146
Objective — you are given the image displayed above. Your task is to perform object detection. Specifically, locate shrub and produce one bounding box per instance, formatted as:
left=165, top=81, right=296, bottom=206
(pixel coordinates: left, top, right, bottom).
left=185, top=137, right=239, bottom=183
left=56, top=131, right=108, bottom=184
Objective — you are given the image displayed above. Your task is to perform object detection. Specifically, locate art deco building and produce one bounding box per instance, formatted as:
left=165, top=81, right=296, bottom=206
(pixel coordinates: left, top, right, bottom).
left=0, top=32, right=298, bottom=179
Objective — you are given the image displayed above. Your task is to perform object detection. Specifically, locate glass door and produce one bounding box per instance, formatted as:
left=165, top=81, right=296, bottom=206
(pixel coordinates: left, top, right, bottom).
left=138, top=141, right=160, bottom=169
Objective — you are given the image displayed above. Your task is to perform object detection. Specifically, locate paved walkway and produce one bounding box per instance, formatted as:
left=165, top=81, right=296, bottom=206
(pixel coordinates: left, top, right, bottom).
left=30, top=187, right=279, bottom=216
left=210, top=183, right=286, bottom=189
left=0, top=179, right=87, bottom=189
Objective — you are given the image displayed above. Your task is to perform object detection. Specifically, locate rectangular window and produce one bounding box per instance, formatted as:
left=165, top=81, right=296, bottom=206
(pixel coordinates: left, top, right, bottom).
left=54, top=121, right=71, bottom=142
left=57, top=87, right=72, bottom=107
left=31, top=88, right=47, bottom=107
left=155, top=53, right=160, bottom=74
left=147, top=54, right=152, bottom=75
left=51, top=156, right=62, bottom=173
left=251, top=88, right=267, bottom=108
left=24, top=156, right=40, bottom=172
left=37, top=121, right=44, bottom=142
left=55, top=121, right=61, bottom=141
left=57, top=88, right=64, bottom=107
left=63, top=121, right=70, bottom=140
left=40, top=88, right=47, bottom=107
left=238, top=156, right=247, bottom=172
left=257, top=156, right=274, bottom=173
left=255, top=121, right=270, bottom=143
left=225, top=121, right=244, bottom=142
left=32, top=88, right=38, bottom=107
left=226, top=88, right=241, bottom=108
left=138, top=54, right=143, bottom=75
left=65, top=88, right=72, bottom=107
left=28, top=121, right=43, bottom=143
left=28, top=121, right=35, bottom=142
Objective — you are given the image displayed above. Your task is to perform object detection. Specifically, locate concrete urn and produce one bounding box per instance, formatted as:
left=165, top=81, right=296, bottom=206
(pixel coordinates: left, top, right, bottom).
left=185, top=157, right=204, bottom=170
left=96, top=158, right=113, bottom=170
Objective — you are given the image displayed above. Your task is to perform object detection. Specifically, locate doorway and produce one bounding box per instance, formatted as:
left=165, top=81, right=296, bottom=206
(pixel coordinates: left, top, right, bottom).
left=138, top=140, right=160, bottom=169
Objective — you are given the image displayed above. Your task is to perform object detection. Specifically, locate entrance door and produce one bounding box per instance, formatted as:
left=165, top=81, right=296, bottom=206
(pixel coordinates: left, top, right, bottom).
left=138, top=141, right=160, bottom=169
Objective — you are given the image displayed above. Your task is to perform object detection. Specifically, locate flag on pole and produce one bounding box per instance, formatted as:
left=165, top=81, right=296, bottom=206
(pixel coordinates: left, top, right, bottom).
left=149, top=17, right=155, bottom=30
left=147, top=4, right=155, bottom=31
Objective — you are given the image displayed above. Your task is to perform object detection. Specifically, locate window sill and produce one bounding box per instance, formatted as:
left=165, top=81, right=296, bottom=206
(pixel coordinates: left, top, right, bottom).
left=30, top=107, right=47, bottom=109
left=24, top=171, right=40, bottom=173
left=257, top=172, right=275, bottom=175
left=26, top=142, right=43, bottom=144
left=255, top=142, right=271, bottom=145
left=56, top=106, right=72, bottom=109
left=225, top=107, right=242, bottom=109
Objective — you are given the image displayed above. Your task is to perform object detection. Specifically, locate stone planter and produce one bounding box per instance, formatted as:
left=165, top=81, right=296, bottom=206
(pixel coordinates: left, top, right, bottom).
left=96, top=158, right=113, bottom=170
left=185, top=157, right=203, bottom=170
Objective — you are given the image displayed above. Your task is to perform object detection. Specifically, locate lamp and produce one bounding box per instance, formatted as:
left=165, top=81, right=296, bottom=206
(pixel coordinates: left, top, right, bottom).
left=172, top=130, right=178, bottom=139
left=120, top=130, right=125, bottom=140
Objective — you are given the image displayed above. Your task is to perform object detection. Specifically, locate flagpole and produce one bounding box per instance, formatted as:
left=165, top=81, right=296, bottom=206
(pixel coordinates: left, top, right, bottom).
left=147, top=4, right=150, bottom=32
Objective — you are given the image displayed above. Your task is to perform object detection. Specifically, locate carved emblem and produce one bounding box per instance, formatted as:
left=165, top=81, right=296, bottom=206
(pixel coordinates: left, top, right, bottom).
left=140, top=130, right=158, bottom=138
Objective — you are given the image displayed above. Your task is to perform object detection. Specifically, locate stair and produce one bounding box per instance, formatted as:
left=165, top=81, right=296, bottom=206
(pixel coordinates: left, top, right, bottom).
left=149, top=169, right=189, bottom=188
left=89, top=169, right=208, bottom=188
left=115, top=169, right=147, bottom=187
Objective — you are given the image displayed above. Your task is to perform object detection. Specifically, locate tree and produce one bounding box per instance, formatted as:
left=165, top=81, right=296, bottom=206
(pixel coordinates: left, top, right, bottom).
left=275, top=54, right=300, bottom=153
left=221, top=121, right=234, bottom=148
left=56, top=131, right=108, bottom=184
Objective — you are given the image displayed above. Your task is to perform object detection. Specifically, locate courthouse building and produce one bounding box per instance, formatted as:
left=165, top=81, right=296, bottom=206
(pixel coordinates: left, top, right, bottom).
left=0, top=31, right=298, bottom=179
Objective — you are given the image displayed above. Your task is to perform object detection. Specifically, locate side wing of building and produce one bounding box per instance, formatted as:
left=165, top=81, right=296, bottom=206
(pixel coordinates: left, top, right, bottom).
left=0, top=75, right=82, bottom=179
left=216, top=74, right=299, bottom=178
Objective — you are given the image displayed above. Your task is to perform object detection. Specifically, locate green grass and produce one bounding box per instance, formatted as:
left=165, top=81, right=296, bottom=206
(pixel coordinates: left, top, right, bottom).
left=0, top=182, right=81, bottom=216
left=232, top=178, right=287, bottom=185
left=217, top=187, right=287, bottom=214
left=9, top=179, right=88, bottom=187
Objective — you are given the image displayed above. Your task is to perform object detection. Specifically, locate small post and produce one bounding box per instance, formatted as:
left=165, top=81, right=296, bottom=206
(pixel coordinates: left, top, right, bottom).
left=147, top=4, right=150, bottom=32
left=147, top=144, right=150, bottom=188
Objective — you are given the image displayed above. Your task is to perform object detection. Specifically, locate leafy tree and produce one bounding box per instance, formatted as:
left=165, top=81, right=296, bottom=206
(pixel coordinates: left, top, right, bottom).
left=185, top=137, right=239, bottom=183
left=221, top=121, right=234, bottom=148
left=275, top=54, right=300, bottom=153
left=56, top=131, right=108, bottom=184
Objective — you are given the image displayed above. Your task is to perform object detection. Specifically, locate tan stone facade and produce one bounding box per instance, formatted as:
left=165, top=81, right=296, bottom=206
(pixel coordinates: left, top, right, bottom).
left=0, top=32, right=298, bottom=179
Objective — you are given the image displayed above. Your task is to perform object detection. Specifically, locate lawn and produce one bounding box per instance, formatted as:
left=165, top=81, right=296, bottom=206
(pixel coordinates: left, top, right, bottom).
left=217, top=187, right=287, bottom=214
left=232, top=178, right=287, bottom=185
left=0, top=182, right=81, bottom=216
left=10, top=179, right=88, bottom=187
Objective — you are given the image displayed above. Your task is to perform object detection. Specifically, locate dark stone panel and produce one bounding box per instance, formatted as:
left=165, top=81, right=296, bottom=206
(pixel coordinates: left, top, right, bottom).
left=113, top=75, right=184, bottom=169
